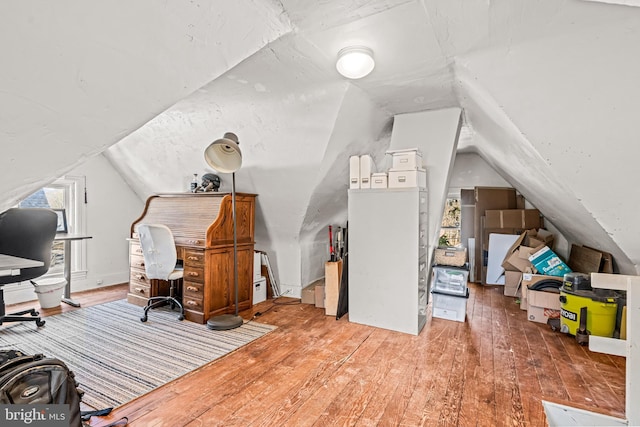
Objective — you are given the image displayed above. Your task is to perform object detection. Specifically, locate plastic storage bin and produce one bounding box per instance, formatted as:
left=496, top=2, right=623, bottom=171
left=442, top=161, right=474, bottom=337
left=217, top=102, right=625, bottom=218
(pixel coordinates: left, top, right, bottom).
left=431, top=288, right=469, bottom=322
left=431, top=266, right=469, bottom=297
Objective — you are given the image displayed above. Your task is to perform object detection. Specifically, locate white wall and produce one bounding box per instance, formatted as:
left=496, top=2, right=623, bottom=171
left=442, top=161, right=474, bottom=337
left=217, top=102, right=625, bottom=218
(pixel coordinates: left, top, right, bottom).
left=389, top=108, right=462, bottom=268
left=449, top=152, right=510, bottom=193
left=4, top=154, right=143, bottom=304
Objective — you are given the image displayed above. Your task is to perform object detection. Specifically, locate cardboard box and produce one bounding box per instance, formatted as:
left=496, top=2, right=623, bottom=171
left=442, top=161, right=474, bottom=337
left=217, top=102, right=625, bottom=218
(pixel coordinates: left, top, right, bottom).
left=528, top=246, right=572, bottom=277
left=568, top=244, right=615, bottom=274
left=520, top=273, right=561, bottom=311
left=324, top=260, right=342, bottom=316
left=315, top=285, right=325, bottom=308
left=504, top=271, right=522, bottom=297
left=501, top=229, right=552, bottom=273
left=485, top=209, right=542, bottom=229
left=301, top=283, right=317, bottom=304
left=473, top=187, right=518, bottom=282
left=526, top=287, right=561, bottom=323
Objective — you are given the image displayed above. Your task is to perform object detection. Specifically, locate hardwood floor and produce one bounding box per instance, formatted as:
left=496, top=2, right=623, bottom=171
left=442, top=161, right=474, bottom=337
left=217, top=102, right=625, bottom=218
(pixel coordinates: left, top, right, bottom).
left=6, top=282, right=626, bottom=426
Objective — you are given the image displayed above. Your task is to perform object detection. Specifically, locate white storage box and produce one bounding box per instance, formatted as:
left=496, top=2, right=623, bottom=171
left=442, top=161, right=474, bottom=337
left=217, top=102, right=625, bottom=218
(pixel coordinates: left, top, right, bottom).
left=253, top=251, right=262, bottom=281
left=253, top=276, right=267, bottom=304
left=388, top=168, right=426, bottom=189
left=386, top=148, right=423, bottom=170
left=349, top=156, right=360, bottom=189
left=359, top=155, right=374, bottom=189
left=371, top=172, right=388, bottom=189
left=431, top=289, right=469, bottom=322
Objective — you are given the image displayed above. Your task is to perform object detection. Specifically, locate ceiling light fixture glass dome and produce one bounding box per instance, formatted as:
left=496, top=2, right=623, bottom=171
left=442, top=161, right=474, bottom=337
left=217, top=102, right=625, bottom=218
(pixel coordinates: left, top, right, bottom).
left=336, top=46, right=375, bottom=79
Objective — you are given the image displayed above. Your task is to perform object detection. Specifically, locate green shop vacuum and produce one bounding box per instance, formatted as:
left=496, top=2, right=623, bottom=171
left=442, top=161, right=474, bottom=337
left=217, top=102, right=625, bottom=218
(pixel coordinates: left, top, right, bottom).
left=559, top=272, right=618, bottom=342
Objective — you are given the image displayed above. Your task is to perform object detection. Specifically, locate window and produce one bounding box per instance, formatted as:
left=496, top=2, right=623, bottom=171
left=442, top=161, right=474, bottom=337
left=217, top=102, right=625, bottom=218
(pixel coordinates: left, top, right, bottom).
left=440, top=197, right=461, bottom=247
left=18, top=176, right=87, bottom=278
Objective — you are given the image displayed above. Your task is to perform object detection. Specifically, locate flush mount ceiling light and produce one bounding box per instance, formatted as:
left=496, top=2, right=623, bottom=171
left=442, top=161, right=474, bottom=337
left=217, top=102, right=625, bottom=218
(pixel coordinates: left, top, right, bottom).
left=336, top=46, right=375, bottom=79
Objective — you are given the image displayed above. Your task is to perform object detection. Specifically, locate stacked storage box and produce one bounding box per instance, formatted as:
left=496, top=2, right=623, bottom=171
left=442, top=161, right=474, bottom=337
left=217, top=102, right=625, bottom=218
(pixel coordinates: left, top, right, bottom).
left=431, top=266, right=469, bottom=322
left=386, top=148, right=426, bottom=189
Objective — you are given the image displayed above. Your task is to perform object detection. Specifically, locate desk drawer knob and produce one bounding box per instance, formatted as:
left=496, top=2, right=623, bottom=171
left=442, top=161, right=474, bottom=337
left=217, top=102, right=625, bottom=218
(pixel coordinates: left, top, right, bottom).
left=135, top=274, right=146, bottom=280
left=186, top=286, right=198, bottom=292
left=186, top=300, right=197, bottom=306
left=188, top=240, right=201, bottom=245
left=134, top=287, right=144, bottom=293
left=188, top=272, right=199, bottom=277
left=187, top=256, right=199, bottom=261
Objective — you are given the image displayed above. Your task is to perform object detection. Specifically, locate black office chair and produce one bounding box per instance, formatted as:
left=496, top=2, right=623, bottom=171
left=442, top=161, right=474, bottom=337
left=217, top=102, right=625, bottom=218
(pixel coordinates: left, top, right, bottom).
left=0, top=208, right=58, bottom=327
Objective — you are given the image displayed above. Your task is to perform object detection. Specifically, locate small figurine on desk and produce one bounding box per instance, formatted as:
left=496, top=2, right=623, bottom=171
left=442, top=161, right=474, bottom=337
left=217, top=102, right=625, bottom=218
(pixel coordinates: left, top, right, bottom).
left=195, top=173, right=221, bottom=192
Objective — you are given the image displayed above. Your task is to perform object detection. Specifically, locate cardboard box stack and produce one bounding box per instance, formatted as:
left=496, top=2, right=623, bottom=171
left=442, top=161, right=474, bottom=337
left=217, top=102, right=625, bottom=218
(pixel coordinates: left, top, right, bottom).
left=500, top=228, right=562, bottom=298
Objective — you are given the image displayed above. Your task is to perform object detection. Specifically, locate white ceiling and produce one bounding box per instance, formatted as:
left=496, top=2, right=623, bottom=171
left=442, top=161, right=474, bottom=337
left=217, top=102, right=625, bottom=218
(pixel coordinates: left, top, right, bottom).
left=1, top=0, right=639, bottom=282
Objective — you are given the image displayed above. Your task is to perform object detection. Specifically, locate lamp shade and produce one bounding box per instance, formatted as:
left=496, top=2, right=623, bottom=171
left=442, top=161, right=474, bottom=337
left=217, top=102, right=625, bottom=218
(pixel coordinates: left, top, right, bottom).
left=204, top=132, right=242, bottom=173
left=336, top=46, right=375, bottom=79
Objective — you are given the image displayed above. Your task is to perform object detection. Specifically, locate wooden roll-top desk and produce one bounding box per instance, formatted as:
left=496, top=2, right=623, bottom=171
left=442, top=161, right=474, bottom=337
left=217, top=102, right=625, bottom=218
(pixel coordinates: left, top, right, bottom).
left=127, top=192, right=257, bottom=324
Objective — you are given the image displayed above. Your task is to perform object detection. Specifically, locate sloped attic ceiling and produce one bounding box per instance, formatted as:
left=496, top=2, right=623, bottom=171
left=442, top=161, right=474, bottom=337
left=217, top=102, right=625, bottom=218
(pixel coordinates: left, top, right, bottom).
left=1, top=0, right=639, bottom=287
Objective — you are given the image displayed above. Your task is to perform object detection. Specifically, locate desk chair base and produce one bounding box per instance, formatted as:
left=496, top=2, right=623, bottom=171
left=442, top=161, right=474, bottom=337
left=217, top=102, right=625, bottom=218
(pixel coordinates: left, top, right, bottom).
left=140, top=297, right=184, bottom=323
left=0, top=290, right=46, bottom=327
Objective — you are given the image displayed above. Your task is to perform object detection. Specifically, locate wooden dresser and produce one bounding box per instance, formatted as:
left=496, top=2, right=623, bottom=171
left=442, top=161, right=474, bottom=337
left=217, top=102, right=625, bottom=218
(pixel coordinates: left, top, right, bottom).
left=127, top=192, right=256, bottom=324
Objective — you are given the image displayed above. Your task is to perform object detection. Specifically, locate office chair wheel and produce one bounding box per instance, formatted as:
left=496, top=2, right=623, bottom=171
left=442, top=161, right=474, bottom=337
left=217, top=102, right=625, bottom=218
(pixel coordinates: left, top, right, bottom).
left=36, top=319, right=46, bottom=327
left=31, top=310, right=40, bottom=317
left=140, top=316, right=148, bottom=322
left=178, top=315, right=184, bottom=321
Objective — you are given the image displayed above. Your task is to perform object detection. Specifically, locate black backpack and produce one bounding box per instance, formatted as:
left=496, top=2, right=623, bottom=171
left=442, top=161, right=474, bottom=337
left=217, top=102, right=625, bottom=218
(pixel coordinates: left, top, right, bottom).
left=0, top=350, right=83, bottom=427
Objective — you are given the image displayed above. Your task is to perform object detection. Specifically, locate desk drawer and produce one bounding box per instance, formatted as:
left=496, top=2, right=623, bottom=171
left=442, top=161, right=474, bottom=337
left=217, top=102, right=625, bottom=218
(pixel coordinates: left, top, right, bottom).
left=130, top=254, right=145, bottom=270
left=176, top=236, right=205, bottom=247
left=184, top=250, right=205, bottom=267
left=130, top=242, right=144, bottom=257
left=130, top=267, right=149, bottom=284
left=184, top=265, right=205, bottom=283
left=183, top=295, right=204, bottom=312
left=183, top=281, right=204, bottom=298
left=129, top=282, right=151, bottom=299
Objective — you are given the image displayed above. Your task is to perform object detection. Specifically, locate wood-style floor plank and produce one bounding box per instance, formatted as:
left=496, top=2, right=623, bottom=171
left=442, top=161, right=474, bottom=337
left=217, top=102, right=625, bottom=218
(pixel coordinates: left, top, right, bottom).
left=6, top=282, right=626, bottom=426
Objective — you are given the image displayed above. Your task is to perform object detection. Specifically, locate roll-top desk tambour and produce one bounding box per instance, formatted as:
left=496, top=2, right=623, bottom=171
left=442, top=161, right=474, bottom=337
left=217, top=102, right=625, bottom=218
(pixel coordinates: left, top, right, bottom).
left=127, top=192, right=257, bottom=324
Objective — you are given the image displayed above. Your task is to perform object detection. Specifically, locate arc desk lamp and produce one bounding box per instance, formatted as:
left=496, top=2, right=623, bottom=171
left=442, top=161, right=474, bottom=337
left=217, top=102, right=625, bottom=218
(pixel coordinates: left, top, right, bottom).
left=204, top=132, right=244, bottom=330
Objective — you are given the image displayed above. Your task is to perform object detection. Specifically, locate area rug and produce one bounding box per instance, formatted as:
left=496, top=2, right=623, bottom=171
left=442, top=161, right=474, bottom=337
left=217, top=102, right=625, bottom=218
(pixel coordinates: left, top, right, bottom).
left=0, top=299, right=276, bottom=409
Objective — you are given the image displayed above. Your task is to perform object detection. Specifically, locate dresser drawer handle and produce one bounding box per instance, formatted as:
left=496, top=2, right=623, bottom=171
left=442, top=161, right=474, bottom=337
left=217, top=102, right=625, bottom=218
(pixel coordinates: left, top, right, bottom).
left=134, top=287, right=144, bottom=293
left=137, top=261, right=145, bottom=267
left=186, top=300, right=198, bottom=306
left=135, top=274, right=145, bottom=280
left=186, top=286, right=198, bottom=292
left=135, top=248, right=143, bottom=254
left=188, top=272, right=199, bottom=277
left=187, top=256, right=199, bottom=261
left=187, top=240, right=201, bottom=245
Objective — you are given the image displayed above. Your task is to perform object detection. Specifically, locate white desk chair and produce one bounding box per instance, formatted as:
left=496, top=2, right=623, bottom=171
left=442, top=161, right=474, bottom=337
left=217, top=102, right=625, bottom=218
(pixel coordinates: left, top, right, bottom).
left=137, top=224, right=184, bottom=322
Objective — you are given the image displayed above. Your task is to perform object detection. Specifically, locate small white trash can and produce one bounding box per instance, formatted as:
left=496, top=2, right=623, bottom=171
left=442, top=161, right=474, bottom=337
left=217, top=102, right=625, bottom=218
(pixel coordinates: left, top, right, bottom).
left=33, top=277, right=67, bottom=309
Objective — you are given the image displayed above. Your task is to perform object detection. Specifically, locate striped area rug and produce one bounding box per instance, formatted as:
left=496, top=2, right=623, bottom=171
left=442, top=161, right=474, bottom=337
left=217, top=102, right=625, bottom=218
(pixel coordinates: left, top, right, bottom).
left=0, top=299, right=276, bottom=409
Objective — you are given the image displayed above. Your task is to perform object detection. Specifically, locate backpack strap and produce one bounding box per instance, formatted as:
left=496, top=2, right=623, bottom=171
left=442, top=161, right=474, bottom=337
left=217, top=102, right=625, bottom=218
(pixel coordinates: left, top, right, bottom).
left=0, top=353, right=44, bottom=374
